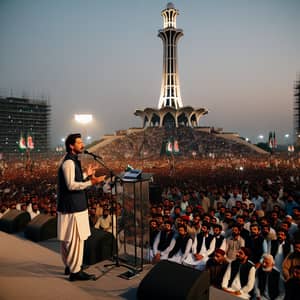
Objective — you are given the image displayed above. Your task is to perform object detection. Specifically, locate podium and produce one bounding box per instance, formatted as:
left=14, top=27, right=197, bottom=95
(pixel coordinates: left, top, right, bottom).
left=118, top=172, right=152, bottom=276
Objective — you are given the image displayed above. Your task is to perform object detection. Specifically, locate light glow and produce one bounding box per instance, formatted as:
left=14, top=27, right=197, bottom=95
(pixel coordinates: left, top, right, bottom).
left=74, top=114, right=93, bottom=124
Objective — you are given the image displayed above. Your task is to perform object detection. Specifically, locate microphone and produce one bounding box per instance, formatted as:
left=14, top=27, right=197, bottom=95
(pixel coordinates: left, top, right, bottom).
left=84, top=150, right=102, bottom=159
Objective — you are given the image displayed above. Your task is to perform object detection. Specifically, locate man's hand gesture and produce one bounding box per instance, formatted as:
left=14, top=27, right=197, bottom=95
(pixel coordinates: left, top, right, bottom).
left=91, top=174, right=106, bottom=185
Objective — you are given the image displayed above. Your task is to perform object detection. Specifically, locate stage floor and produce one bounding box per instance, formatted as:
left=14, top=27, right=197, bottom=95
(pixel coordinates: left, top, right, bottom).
left=0, top=231, right=152, bottom=300
left=0, top=231, right=238, bottom=300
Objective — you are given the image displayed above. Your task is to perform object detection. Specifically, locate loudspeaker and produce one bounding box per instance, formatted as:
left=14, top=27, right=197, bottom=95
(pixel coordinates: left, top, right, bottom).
left=0, top=209, right=31, bottom=233
left=24, top=214, right=57, bottom=242
left=137, top=260, right=210, bottom=300
left=83, top=227, right=116, bottom=265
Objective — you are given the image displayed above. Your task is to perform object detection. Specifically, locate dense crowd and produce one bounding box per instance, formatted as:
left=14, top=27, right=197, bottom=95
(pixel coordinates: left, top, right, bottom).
left=1, top=152, right=300, bottom=299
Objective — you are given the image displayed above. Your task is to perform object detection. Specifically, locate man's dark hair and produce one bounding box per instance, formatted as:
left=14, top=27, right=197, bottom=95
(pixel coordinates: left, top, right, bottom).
left=213, top=224, right=223, bottom=230
left=65, top=133, right=81, bottom=153
left=276, top=228, right=288, bottom=236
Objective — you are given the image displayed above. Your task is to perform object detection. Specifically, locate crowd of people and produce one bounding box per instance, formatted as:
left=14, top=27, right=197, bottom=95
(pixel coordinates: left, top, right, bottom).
left=147, top=162, right=300, bottom=299
left=0, top=152, right=300, bottom=296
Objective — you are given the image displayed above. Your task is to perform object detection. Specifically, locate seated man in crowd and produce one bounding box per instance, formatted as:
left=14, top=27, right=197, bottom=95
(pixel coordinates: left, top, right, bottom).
left=148, top=219, right=160, bottom=262
left=247, top=223, right=264, bottom=268
left=212, top=224, right=227, bottom=255
left=282, top=239, right=300, bottom=282
left=255, top=253, right=285, bottom=300
left=222, top=247, right=256, bottom=299
left=152, top=220, right=175, bottom=264
left=167, top=224, right=193, bottom=264
left=183, top=221, right=216, bottom=270
left=284, top=264, right=300, bottom=300
left=226, top=224, right=245, bottom=262
left=270, top=228, right=292, bottom=273
left=205, top=248, right=229, bottom=289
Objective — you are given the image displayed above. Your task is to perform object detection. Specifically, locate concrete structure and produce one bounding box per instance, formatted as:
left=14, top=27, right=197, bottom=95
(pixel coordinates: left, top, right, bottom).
left=0, top=97, right=51, bottom=153
left=135, top=3, right=208, bottom=129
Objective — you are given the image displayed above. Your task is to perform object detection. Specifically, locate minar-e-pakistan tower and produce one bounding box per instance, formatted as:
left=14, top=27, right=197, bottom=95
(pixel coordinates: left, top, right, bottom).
left=135, top=3, right=208, bottom=128
left=90, top=3, right=266, bottom=159
left=158, top=2, right=183, bottom=109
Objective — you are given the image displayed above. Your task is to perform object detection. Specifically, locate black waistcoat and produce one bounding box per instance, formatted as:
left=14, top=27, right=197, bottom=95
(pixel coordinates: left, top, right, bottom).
left=196, top=233, right=214, bottom=253
left=228, top=259, right=254, bottom=288
left=215, top=235, right=225, bottom=249
left=168, top=235, right=191, bottom=258
left=257, top=267, right=280, bottom=300
left=271, top=240, right=291, bottom=259
left=57, top=153, right=88, bottom=213
left=150, top=229, right=160, bottom=248
left=158, top=230, right=175, bottom=251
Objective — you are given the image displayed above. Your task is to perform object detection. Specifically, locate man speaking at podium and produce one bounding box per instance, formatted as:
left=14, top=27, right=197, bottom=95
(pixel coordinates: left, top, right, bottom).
left=57, top=133, right=105, bottom=281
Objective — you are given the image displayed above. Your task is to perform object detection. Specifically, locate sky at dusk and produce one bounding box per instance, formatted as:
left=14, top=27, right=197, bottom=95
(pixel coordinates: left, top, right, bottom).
left=0, top=0, right=300, bottom=147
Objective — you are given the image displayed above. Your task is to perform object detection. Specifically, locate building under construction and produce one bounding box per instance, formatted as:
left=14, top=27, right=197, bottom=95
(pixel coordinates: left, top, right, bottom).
left=295, top=75, right=300, bottom=147
left=0, top=97, right=51, bottom=153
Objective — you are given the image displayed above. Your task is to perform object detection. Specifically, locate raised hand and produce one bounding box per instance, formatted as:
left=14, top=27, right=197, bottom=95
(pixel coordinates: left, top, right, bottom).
left=91, top=174, right=106, bottom=185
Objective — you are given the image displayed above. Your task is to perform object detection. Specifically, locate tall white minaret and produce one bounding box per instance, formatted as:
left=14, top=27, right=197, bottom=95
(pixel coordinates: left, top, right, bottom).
left=158, top=3, right=183, bottom=109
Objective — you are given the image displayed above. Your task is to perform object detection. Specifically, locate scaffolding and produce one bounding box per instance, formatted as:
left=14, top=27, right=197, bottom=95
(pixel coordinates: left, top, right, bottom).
left=294, top=75, right=300, bottom=147
left=0, top=97, right=51, bottom=153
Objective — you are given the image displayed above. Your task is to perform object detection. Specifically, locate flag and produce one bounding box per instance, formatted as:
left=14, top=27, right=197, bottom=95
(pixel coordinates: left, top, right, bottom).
left=173, top=139, right=180, bottom=154
left=27, top=135, right=34, bottom=149
left=166, top=139, right=173, bottom=155
left=125, top=164, right=134, bottom=171
left=268, top=132, right=273, bottom=148
left=273, top=131, right=277, bottom=148
left=19, top=133, right=27, bottom=150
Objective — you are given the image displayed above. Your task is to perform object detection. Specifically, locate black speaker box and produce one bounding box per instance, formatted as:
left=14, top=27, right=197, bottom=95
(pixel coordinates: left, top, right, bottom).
left=137, top=260, right=210, bottom=300
left=0, top=209, right=31, bottom=233
left=83, top=227, right=116, bottom=265
left=24, top=214, right=57, bottom=242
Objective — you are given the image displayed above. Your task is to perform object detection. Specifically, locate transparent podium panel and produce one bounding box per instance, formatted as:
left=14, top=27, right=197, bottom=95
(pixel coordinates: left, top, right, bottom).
left=118, top=173, right=151, bottom=270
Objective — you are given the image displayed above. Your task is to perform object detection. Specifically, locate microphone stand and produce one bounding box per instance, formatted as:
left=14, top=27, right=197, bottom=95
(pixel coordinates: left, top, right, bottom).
left=85, top=153, right=137, bottom=280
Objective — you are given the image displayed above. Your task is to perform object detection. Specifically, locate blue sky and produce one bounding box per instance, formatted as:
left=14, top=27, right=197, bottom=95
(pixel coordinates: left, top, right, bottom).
left=0, top=0, right=299, bottom=146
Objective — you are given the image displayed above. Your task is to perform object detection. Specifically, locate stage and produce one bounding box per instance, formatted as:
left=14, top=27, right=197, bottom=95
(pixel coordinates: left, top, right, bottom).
left=0, top=231, right=238, bottom=300
left=0, top=231, right=152, bottom=300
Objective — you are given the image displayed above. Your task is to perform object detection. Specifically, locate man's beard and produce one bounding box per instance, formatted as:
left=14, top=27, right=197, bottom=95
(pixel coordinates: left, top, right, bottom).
left=262, top=266, right=273, bottom=272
